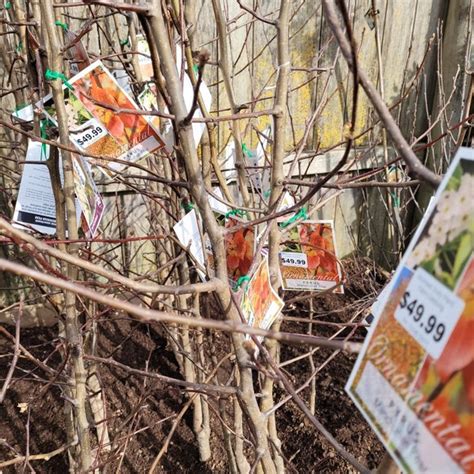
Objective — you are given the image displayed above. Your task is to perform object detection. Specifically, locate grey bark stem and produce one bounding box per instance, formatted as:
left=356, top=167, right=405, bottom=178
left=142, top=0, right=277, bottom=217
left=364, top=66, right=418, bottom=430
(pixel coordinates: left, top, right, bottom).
left=261, top=2, right=290, bottom=473
left=40, top=1, right=92, bottom=470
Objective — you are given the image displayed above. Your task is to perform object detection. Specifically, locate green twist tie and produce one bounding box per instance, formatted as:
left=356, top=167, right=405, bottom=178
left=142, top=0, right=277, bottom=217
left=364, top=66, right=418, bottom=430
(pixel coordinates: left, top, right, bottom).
left=45, top=69, right=74, bottom=91
left=55, top=20, right=68, bottom=31
left=16, top=41, right=22, bottom=53
left=181, top=200, right=194, bottom=213
left=280, top=207, right=308, bottom=229
left=225, top=209, right=247, bottom=219
left=234, top=275, right=250, bottom=290
left=241, top=143, right=252, bottom=158
left=120, top=38, right=129, bottom=47
left=5, top=2, right=11, bottom=9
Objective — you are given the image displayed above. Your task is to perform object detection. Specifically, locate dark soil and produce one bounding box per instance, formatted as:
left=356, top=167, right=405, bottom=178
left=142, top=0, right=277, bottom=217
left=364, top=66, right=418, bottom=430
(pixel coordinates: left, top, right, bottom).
left=0, top=258, right=387, bottom=472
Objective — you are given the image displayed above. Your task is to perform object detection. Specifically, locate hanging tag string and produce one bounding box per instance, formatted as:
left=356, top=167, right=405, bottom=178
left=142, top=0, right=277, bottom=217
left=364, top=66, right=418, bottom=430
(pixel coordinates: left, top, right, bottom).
left=389, top=191, right=400, bottom=208
left=45, top=69, right=74, bottom=91
left=234, top=275, right=250, bottom=291
left=279, top=207, right=308, bottom=229
left=39, top=120, right=48, bottom=161
left=387, top=165, right=400, bottom=208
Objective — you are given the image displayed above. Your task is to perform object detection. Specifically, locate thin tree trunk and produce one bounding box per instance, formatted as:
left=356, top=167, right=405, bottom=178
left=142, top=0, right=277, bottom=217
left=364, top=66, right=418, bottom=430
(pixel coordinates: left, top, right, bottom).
left=40, top=1, right=92, bottom=470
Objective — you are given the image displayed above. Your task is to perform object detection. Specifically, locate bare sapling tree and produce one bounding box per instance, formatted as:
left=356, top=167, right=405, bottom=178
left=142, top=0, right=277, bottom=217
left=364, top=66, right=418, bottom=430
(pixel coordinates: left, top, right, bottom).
left=0, top=0, right=471, bottom=472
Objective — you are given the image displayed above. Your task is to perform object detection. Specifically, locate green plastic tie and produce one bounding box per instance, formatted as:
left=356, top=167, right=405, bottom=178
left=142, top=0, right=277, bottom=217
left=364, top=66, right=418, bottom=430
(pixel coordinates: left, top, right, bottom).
left=241, top=143, right=252, bottom=158
left=45, top=69, right=73, bottom=91
left=5, top=2, right=11, bottom=9
left=120, top=38, right=130, bottom=47
left=15, top=41, right=22, bottom=53
left=234, top=275, right=250, bottom=290
left=181, top=200, right=194, bottom=214
left=55, top=20, right=68, bottom=31
left=280, top=207, right=308, bottom=229
left=225, top=209, right=247, bottom=219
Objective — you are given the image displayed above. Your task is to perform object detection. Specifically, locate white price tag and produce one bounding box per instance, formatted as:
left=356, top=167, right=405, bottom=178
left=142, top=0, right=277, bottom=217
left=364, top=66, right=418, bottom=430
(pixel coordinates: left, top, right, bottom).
left=70, top=119, right=107, bottom=148
left=395, top=267, right=465, bottom=360
left=280, top=251, right=307, bottom=268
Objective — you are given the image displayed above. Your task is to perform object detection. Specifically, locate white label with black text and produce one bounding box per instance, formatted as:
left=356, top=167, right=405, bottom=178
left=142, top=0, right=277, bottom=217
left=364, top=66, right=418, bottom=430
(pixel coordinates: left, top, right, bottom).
left=395, top=267, right=464, bottom=359
left=280, top=251, right=308, bottom=268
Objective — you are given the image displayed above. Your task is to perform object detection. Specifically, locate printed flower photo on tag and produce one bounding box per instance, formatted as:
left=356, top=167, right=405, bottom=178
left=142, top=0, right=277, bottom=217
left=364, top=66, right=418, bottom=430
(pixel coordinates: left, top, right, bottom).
left=279, top=220, right=343, bottom=293
left=224, top=217, right=255, bottom=283
left=39, top=61, right=165, bottom=172
left=240, top=256, right=284, bottom=342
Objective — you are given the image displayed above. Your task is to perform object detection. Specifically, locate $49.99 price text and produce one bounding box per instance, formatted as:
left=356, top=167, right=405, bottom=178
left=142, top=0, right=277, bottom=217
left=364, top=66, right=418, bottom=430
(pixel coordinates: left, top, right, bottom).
left=394, top=267, right=464, bottom=360
left=398, top=291, right=445, bottom=343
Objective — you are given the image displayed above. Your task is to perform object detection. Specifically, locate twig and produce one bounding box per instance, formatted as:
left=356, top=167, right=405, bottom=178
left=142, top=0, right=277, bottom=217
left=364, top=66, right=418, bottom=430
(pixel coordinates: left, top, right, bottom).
left=0, top=439, right=78, bottom=468
left=181, top=50, right=209, bottom=127
left=0, top=295, right=22, bottom=403
left=82, top=0, right=150, bottom=14
left=85, top=355, right=236, bottom=395
left=236, top=0, right=276, bottom=26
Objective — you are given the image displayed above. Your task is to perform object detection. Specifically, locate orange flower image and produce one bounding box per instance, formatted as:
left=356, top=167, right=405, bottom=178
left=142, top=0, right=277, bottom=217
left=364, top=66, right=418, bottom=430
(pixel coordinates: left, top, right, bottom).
left=248, top=262, right=271, bottom=327
left=299, top=223, right=338, bottom=276
left=73, top=66, right=152, bottom=146
left=225, top=218, right=254, bottom=281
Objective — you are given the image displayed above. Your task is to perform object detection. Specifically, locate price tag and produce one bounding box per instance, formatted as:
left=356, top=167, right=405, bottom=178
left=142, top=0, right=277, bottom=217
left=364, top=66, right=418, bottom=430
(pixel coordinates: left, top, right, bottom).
left=71, top=119, right=107, bottom=148
left=280, top=251, right=307, bottom=268
left=395, top=267, right=465, bottom=360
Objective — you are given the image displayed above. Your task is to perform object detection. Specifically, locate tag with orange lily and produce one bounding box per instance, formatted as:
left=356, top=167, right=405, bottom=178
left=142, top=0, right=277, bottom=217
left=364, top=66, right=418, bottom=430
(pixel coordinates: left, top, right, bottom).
left=346, top=147, right=474, bottom=474
left=240, top=256, right=284, bottom=349
left=39, top=60, right=165, bottom=173
left=224, top=216, right=255, bottom=284
left=279, top=220, right=343, bottom=293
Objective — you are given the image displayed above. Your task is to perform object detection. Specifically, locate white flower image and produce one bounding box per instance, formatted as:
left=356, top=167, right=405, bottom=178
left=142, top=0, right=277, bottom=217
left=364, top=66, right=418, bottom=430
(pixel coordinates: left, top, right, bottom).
left=445, top=173, right=474, bottom=243
left=436, top=190, right=453, bottom=215
left=406, top=236, right=437, bottom=267
left=407, top=171, right=473, bottom=269
left=429, top=210, right=449, bottom=247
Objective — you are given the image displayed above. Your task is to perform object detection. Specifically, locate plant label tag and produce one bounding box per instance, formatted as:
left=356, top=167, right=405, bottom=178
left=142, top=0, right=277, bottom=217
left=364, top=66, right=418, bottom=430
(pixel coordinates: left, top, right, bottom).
left=280, top=251, right=308, bottom=268
left=395, top=267, right=464, bottom=359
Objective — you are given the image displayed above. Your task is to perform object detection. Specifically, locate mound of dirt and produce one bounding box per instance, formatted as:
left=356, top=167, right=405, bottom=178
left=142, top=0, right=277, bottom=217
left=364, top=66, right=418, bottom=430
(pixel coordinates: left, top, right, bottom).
left=0, top=258, right=387, bottom=472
